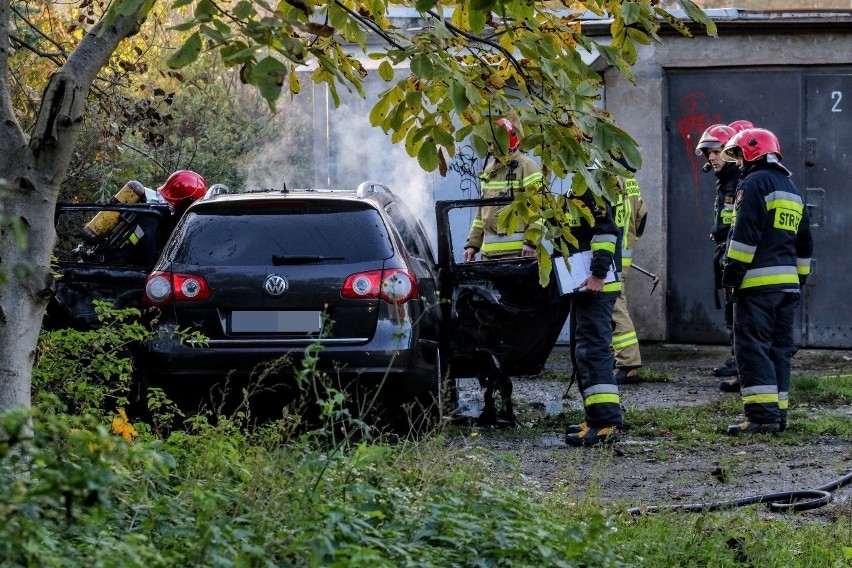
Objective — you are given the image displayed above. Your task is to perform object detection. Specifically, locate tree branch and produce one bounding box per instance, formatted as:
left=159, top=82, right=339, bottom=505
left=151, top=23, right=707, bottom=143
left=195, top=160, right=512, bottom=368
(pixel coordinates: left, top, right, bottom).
left=9, top=34, right=64, bottom=66
left=424, top=10, right=532, bottom=92
left=332, top=0, right=406, bottom=51
left=10, top=4, right=68, bottom=60
left=120, top=141, right=167, bottom=174
left=29, top=10, right=143, bottom=180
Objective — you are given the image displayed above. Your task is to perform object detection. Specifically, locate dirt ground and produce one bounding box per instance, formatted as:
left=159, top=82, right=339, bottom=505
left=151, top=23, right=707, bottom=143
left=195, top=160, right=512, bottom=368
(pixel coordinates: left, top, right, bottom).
left=450, top=343, right=852, bottom=518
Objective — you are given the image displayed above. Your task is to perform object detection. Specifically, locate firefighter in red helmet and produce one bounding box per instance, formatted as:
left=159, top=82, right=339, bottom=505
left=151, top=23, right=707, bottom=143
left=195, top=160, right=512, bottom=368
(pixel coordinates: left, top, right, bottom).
left=721, top=128, right=813, bottom=435
left=81, top=170, right=207, bottom=266
left=155, top=170, right=208, bottom=217
left=695, top=123, right=743, bottom=389
left=463, top=118, right=543, bottom=261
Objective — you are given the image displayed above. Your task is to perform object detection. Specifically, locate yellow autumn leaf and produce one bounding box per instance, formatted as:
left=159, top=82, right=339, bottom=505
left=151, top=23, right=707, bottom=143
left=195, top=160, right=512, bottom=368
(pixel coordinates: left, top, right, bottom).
left=112, top=407, right=138, bottom=443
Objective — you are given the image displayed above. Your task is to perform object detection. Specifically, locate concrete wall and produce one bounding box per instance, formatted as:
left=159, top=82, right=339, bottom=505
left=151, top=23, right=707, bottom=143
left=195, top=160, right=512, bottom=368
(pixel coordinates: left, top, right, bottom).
left=602, top=20, right=852, bottom=341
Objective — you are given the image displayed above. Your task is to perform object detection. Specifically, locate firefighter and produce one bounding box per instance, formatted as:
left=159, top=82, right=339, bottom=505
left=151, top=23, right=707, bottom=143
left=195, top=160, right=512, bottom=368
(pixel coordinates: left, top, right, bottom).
left=85, top=170, right=207, bottom=266
left=611, top=165, right=648, bottom=384
left=463, top=118, right=543, bottom=262
left=721, top=127, right=813, bottom=435
left=562, top=185, right=624, bottom=447
left=695, top=122, right=745, bottom=390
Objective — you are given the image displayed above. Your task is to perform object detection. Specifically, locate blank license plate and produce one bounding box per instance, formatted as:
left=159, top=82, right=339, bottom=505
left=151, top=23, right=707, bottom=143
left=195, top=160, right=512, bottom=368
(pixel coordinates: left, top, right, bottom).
left=230, top=311, right=322, bottom=333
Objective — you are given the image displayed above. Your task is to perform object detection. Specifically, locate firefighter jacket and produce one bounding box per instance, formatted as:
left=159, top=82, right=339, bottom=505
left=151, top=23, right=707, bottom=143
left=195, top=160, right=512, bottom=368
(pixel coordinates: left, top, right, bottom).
left=722, top=160, right=813, bottom=295
left=613, top=177, right=648, bottom=269
left=712, top=162, right=740, bottom=245
left=558, top=190, right=623, bottom=294
left=465, top=151, right=543, bottom=258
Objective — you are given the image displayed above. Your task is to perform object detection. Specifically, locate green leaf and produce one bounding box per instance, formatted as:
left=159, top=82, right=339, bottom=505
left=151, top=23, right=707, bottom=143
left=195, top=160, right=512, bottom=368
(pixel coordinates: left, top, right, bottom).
left=378, top=61, right=394, bottom=82
left=415, top=0, right=438, bottom=11
left=410, top=55, right=434, bottom=78
left=167, top=32, right=203, bottom=69
left=220, top=42, right=257, bottom=66
left=467, top=8, right=486, bottom=34
left=627, top=28, right=651, bottom=45
left=233, top=0, right=255, bottom=19
left=118, top=0, right=147, bottom=16
left=369, top=94, right=392, bottom=127
left=251, top=56, right=288, bottom=107
left=538, top=252, right=552, bottom=287
left=417, top=140, right=439, bottom=171
left=289, top=68, right=301, bottom=94
left=195, top=0, right=216, bottom=21
left=678, top=0, right=718, bottom=37
left=469, top=0, right=495, bottom=12
left=431, top=126, right=455, bottom=149
left=448, top=80, right=469, bottom=114
left=471, top=134, right=489, bottom=158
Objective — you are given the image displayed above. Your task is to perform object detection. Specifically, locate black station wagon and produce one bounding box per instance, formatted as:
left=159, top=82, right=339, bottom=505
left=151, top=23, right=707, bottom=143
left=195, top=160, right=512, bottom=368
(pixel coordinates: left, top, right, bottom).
left=49, top=183, right=570, bottom=425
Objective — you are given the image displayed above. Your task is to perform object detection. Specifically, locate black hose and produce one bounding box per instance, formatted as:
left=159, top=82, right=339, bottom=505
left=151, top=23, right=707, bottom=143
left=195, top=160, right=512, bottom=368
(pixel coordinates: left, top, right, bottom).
left=627, top=470, right=852, bottom=515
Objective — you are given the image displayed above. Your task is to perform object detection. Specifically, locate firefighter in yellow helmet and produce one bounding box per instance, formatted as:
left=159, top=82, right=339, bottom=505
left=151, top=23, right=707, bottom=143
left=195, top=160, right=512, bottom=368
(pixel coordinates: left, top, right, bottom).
left=463, top=118, right=543, bottom=262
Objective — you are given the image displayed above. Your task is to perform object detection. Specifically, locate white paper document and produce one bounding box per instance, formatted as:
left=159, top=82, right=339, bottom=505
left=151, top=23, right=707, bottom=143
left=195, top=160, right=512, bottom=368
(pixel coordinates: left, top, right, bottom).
left=553, top=251, right=619, bottom=295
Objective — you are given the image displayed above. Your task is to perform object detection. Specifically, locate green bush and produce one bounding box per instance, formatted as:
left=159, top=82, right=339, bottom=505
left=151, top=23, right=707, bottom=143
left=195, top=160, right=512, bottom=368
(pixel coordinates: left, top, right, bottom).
left=33, top=302, right=149, bottom=419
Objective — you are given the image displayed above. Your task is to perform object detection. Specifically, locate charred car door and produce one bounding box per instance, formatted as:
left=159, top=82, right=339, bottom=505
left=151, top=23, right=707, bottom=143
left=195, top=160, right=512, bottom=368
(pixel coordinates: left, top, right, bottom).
left=45, top=202, right=172, bottom=330
left=436, top=198, right=570, bottom=379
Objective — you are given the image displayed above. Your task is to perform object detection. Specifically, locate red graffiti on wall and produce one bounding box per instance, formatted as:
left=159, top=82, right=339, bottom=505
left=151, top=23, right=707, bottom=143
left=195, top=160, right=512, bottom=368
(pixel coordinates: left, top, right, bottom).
left=676, top=92, right=720, bottom=228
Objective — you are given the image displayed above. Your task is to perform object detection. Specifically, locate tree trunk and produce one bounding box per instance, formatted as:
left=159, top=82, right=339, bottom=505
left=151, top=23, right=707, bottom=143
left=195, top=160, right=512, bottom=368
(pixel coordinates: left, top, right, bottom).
left=0, top=6, right=144, bottom=412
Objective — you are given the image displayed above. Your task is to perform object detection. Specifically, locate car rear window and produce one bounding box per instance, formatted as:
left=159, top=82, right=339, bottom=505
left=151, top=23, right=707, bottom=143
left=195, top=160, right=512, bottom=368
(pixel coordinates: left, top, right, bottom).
left=170, top=204, right=394, bottom=265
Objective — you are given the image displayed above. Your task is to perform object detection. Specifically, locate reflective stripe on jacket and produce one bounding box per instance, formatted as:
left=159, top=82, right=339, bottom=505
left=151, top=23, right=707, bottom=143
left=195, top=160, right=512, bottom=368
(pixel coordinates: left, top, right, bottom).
left=559, top=190, right=622, bottom=294
left=722, top=161, right=814, bottom=294
left=465, top=151, right=543, bottom=256
left=613, top=177, right=648, bottom=268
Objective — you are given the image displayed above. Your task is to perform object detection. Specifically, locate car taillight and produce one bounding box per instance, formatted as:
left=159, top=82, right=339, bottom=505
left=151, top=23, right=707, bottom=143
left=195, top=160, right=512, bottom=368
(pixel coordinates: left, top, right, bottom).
left=144, top=271, right=211, bottom=306
left=342, top=269, right=418, bottom=304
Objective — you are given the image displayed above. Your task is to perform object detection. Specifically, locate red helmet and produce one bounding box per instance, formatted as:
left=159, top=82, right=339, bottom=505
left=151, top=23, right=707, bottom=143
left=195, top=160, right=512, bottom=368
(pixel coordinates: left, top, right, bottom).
left=157, top=170, right=207, bottom=207
left=694, top=124, right=737, bottom=155
left=728, top=120, right=754, bottom=133
left=496, top=118, right=519, bottom=151
left=722, top=128, right=782, bottom=162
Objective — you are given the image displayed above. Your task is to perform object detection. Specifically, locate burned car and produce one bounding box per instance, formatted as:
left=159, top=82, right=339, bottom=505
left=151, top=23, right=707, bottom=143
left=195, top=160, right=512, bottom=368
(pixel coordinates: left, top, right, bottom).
left=437, top=198, right=570, bottom=423
left=47, top=185, right=569, bottom=426
left=46, top=194, right=174, bottom=331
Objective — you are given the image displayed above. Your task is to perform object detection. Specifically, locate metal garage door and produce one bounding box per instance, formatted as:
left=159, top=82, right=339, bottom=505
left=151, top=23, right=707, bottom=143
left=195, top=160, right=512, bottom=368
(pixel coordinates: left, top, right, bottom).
left=666, top=67, right=852, bottom=348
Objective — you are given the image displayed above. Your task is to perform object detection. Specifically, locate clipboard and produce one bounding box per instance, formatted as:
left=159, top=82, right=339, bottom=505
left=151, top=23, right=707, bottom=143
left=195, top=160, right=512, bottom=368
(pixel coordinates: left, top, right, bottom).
left=553, top=251, right=619, bottom=295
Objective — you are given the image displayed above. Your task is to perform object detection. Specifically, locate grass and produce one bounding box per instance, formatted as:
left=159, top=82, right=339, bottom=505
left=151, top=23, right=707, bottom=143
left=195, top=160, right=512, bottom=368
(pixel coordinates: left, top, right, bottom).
left=792, top=373, right=852, bottom=405
left=14, top=318, right=852, bottom=567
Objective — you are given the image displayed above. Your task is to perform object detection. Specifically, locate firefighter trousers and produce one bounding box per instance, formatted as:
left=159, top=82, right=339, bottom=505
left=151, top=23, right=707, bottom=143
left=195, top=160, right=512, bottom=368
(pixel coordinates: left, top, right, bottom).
left=571, top=291, right=622, bottom=427
left=734, top=291, right=799, bottom=424
left=611, top=269, right=641, bottom=369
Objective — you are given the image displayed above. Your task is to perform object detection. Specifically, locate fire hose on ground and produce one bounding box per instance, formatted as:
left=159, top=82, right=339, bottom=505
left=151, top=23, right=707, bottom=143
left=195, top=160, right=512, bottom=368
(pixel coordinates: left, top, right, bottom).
left=627, top=469, right=852, bottom=515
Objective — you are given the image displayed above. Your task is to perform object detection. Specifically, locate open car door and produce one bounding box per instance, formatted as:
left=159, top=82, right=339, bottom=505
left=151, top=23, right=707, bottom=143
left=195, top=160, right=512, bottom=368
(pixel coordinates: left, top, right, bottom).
left=436, top=198, right=570, bottom=379
left=44, top=202, right=172, bottom=330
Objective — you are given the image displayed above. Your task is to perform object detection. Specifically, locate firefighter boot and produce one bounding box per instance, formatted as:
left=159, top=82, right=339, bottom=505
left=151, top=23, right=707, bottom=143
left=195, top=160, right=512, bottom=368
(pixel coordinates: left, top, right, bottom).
left=726, top=421, right=781, bottom=436
left=614, top=366, right=643, bottom=385
left=713, top=357, right=738, bottom=377
left=718, top=378, right=741, bottom=393
left=565, top=421, right=588, bottom=435
left=565, top=425, right=621, bottom=447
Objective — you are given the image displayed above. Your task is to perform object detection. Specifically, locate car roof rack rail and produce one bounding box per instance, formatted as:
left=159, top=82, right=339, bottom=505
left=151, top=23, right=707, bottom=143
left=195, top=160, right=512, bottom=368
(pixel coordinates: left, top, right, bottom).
left=203, top=184, right=232, bottom=200
left=356, top=181, right=393, bottom=198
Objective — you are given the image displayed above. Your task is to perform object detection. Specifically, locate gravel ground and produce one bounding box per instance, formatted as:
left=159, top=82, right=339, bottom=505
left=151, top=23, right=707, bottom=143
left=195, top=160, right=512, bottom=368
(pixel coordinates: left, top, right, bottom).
left=449, top=343, right=852, bottom=519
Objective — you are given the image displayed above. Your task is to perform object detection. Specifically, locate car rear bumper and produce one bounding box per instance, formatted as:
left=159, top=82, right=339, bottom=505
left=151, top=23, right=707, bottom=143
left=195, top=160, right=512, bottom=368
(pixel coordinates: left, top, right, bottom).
left=141, top=320, right=438, bottom=399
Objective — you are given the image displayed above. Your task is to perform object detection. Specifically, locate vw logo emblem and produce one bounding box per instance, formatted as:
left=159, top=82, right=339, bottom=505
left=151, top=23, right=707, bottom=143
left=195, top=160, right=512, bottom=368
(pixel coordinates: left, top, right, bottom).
left=264, top=274, right=288, bottom=297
